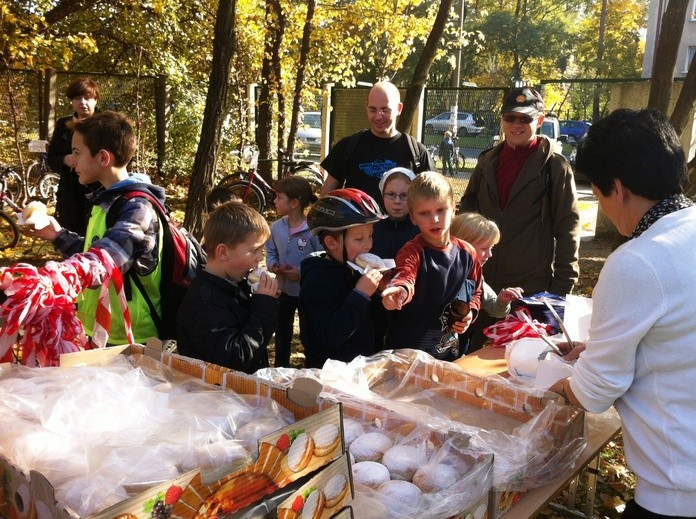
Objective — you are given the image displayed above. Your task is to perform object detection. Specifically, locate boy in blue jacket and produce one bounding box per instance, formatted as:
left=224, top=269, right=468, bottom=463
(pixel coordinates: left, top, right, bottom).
left=299, top=189, right=385, bottom=368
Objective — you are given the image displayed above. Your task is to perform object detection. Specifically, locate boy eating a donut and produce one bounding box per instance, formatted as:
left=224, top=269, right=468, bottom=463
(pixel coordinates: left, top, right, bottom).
left=299, top=189, right=386, bottom=368
left=382, top=171, right=482, bottom=360
left=176, top=202, right=279, bottom=373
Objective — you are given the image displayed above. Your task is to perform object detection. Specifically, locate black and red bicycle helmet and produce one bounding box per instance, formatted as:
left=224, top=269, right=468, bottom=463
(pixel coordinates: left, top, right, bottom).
left=308, top=188, right=385, bottom=234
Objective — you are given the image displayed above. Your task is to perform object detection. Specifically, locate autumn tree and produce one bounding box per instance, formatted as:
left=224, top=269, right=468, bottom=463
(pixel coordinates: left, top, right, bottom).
left=398, top=0, right=456, bottom=132
left=184, top=0, right=238, bottom=236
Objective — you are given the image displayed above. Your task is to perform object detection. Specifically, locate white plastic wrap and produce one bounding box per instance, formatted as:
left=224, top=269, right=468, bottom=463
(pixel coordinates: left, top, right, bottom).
left=0, top=354, right=295, bottom=517
left=341, top=401, right=492, bottom=519
left=312, top=349, right=587, bottom=492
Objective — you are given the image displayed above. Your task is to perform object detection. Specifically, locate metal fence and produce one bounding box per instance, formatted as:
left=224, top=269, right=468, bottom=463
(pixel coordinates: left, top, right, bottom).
left=0, top=69, right=162, bottom=173
left=421, top=87, right=508, bottom=172
left=0, top=69, right=41, bottom=166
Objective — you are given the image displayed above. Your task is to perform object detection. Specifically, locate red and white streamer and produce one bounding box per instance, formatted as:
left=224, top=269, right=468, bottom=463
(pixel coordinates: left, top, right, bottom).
left=483, top=307, right=553, bottom=347
left=0, top=247, right=134, bottom=366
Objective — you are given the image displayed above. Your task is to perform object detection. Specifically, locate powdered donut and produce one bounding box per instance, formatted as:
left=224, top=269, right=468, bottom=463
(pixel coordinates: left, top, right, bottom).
left=382, top=444, right=428, bottom=481
left=412, top=462, right=459, bottom=493
left=323, top=473, right=349, bottom=508
left=342, top=418, right=365, bottom=448
left=349, top=431, right=393, bottom=462
left=311, top=423, right=340, bottom=457
left=301, top=488, right=325, bottom=519
left=352, top=461, right=390, bottom=489
left=378, top=479, right=423, bottom=507
left=287, top=432, right=315, bottom=472
left=355, top=252, right=386, bottom=271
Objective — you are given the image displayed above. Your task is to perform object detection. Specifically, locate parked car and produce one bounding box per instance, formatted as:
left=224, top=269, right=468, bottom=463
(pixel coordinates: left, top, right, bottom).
left=424, top=111, right=485, bottom=137
left=559, top=120, right=591, bottom=143
left=296, top=111, right=322, bottom=156
left=538, top=115, right=565, bottom=155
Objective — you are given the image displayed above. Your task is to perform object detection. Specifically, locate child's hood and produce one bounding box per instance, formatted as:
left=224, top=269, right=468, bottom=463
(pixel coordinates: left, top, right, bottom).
left=95, top=172, right=167, bottom=206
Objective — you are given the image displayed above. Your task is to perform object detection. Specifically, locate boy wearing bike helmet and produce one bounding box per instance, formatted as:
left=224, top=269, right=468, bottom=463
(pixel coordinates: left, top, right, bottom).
left=299, top=188, right=386, bottom=368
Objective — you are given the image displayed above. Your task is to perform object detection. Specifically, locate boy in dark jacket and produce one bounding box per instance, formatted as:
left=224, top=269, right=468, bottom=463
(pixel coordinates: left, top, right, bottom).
left=177, top=202, right=279, bottom=374
left=299, top=189, right=385, bottom=368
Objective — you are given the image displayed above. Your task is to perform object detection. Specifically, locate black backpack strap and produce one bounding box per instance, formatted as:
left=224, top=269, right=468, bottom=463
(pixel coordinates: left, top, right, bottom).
left=105, top=190, right=167, bottom=328
left=404, top=133, right=421, bottom=170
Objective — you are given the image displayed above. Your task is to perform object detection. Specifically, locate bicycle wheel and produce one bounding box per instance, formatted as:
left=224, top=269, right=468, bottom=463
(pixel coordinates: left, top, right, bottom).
left=2, top=168, right=23, bottom=202
left=26, top=161, right=43, bottom=197
left=0, top=211, right=20, bottom=250
left=225, top=180, right=266, bottom=213
left=216, top=171, right=247, bottom=187
left=39, top=172, right=60, bottom=205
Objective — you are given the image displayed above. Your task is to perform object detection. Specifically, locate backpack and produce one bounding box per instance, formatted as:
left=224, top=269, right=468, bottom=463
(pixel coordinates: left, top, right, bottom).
left=343, top=129, right=422, bottom=170
left=106, top=190, right=207, bottom=340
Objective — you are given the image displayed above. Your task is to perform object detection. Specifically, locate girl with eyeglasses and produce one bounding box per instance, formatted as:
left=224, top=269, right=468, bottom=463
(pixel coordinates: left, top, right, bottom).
left=368, top=167, right=420, bottom=351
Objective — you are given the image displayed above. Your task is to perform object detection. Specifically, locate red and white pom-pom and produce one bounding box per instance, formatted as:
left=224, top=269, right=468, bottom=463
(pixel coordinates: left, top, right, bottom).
left=0, top=247, right=134, bottom=366
left=483, top=307, right=552, bottom=347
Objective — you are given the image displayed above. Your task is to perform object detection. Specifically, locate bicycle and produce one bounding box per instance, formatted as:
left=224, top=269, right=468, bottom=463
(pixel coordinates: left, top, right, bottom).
left=0, top=173, right=22, bottom=250
left=216, top=147, right=324, bottom=214
left=0, top=165, right=23, bottom=203
left=26, top=140, right=60, bottom=205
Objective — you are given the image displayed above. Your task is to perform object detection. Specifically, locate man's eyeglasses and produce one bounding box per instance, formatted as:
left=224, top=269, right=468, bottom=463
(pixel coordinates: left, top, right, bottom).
left=368, top=108, right=392, bottom=115
left=384, top=192, right=408, bottom=201
left=502, top=114, right=535, bottom=124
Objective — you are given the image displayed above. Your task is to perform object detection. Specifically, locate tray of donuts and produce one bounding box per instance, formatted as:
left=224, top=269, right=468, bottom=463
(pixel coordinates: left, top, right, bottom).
left=342, top=350, right=586, bottom=487
left=340, top=399, right=492, bottom=519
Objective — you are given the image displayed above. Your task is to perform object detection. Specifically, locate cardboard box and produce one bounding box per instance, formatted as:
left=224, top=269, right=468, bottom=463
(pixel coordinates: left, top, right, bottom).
left=275, top=455, right=352, bottom=518
left=326, top=394, right=493, bottom=519
left=320, top=350, right=585, bottom=517
left=0, top=343, right=341, bottom=519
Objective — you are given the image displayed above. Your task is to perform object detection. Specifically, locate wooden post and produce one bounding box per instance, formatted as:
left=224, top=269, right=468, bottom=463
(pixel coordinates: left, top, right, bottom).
left=43, top=68, right=57, bottom=140
left=155, top=74, right=168, bottom=176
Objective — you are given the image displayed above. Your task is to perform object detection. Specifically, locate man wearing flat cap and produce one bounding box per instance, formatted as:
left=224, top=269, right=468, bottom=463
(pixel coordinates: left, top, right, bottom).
left=458, top=86, right=580, bottom=352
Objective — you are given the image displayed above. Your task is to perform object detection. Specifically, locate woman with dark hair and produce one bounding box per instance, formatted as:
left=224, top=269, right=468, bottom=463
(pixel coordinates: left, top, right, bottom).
left=47, top=77, right=100, bottom=235
left=551, top=109, right=696, bottom=519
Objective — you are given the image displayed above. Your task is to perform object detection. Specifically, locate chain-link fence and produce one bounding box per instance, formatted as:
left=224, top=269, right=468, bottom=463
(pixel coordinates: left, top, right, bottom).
left=1, top=69, right=161, bottom=174
left=0, top=69, right=42, bottom=167
left=422, top=87, right=506, bottom=168
left=55, top=71, right=160, bottom=174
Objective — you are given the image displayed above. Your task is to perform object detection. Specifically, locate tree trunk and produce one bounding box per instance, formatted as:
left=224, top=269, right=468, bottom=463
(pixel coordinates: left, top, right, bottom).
left=648, top=0, right=689, bottom=114
left=593, top=0, right=608, bottom=121
left=670, top=51, right=696, bottom=135
left=287, top=0, right=317, bottom=163
left=183, top=0, right=237, bottom=237
left=397, top=0, right=456, bottom=133
left=256, top=0, right=284, bottom=184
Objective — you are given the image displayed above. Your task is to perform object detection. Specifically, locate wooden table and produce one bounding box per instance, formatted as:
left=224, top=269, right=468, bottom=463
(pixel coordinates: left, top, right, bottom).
left=455, top=344, right=623, bottom=519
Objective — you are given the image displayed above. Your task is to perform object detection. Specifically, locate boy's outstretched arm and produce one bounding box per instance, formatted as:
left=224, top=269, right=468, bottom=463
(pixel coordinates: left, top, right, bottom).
left=382, top=286, right=407, bottom=310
